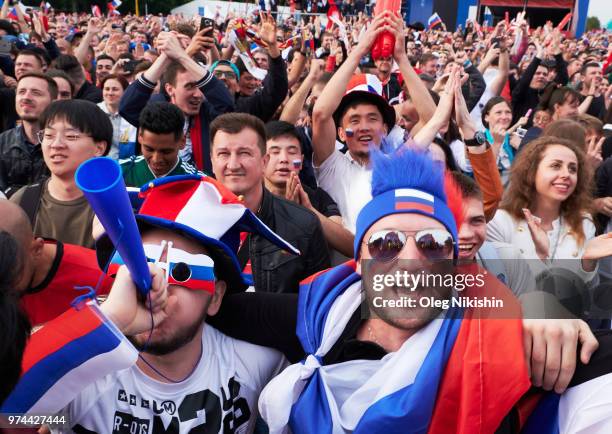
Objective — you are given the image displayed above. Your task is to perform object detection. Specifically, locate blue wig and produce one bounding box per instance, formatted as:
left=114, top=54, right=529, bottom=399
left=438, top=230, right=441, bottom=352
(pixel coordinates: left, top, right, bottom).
left=370, top=146, right=447, bottom=201
left=353, top=146, right=461, bottom=259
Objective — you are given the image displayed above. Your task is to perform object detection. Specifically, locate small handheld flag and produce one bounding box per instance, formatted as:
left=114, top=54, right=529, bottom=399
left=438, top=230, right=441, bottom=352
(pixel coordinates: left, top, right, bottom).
left=428, top=12, right=443, bottom=30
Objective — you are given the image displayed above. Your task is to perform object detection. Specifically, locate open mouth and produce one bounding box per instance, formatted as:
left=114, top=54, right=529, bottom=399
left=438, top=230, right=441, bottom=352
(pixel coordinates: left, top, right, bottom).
left=357, top=135, right=373, bottom=143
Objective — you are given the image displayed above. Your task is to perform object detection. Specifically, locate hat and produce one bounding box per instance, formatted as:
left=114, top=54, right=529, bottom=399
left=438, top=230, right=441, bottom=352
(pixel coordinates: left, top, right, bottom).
left=210, top=60, right=241, bottom=80
left=100, top=175, right=299, bottom=292
left=353, top=148, right=460, bottom=260
left=333, top=74, right=396, bottom=132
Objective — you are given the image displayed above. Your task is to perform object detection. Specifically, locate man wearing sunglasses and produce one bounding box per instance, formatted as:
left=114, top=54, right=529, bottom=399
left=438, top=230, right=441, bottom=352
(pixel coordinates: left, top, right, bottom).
left=210, top=148, right=612, bottom=432
left=3, top=175, right=299, bottom=433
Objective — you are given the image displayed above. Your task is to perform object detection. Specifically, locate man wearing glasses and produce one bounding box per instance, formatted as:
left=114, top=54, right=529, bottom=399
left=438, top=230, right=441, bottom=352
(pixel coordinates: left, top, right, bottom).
left=10, top=99, right=112, bottom=248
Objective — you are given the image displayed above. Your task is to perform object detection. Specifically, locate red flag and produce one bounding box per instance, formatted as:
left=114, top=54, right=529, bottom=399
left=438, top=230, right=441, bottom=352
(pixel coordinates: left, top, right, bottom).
left=326, top=2, right=340, bottom=31
left=556, top=12, right=572, bottom=31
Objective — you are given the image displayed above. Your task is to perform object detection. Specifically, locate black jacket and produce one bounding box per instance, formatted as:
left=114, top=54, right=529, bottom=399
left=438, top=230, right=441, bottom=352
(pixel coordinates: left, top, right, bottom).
left=234, top=55, right=288, bottom=122
left=119, top=71, right=234, bottom=174
left=510, top=54, right=568, bottom=125
left=240, top=188, right=330, bottom=294
left=0, top=126, right=49, bottom=197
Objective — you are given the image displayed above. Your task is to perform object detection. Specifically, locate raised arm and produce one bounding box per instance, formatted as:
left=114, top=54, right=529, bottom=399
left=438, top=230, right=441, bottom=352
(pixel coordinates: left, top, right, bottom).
left=311, top=13, right=388, bottom=165
left=75, top=18, right=101, bottom=66
left=281, top=58, right=325, bottom=124
left=389, top=13, right=436, bottom=131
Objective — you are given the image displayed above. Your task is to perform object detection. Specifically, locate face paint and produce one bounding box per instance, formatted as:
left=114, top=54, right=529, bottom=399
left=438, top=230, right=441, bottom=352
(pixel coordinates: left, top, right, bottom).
left=345, top=128, right=354, bottom=137
left=292, top=159, right=302, bottom=169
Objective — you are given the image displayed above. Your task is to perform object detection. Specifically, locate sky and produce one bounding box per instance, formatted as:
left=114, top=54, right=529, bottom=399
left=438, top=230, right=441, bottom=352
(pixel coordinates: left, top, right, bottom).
left=587, top=0, right=612, bottom=26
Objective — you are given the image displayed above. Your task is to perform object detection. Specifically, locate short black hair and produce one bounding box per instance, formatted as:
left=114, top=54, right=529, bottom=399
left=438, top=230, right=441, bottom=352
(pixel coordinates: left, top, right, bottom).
left=40, top=100, right=113, bottom=155
left=0, top=231, right=31, bottom=406
left=138, top=102, right=185, bottom=141
left=265, top=121, right=302, bottom=152
left=96, top=54, right=115, bottom=64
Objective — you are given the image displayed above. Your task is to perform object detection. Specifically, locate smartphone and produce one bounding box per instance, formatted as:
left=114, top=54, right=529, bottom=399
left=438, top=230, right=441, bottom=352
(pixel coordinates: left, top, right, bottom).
left=516, top=127, right=527, bottom=139
left=491, top=37, right=501, bottom=48
left=200, top=17, right=214, bottom=37
left=123, top=60, right=141, bottom=74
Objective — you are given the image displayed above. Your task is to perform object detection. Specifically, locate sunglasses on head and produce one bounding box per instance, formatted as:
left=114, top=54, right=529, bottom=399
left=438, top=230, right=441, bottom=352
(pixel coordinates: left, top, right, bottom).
left=142, top=241, right=216, bottom=292
left=366, top=229, right=455, bottom=262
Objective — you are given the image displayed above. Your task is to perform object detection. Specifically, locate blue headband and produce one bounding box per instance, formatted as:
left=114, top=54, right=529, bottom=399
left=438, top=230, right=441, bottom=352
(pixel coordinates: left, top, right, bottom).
left=210, top=60, right=240, bottom=80
left=354, top=188, right=459, bottom=260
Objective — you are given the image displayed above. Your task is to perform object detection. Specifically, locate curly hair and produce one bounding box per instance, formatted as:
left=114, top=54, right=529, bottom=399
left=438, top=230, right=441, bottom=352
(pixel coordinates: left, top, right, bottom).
left=500, top=136, right=593, bottom=245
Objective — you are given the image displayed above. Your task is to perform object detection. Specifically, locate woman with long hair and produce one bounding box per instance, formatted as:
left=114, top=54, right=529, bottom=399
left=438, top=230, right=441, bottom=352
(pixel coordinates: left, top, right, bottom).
left=487, top=135, right=612, bottom=281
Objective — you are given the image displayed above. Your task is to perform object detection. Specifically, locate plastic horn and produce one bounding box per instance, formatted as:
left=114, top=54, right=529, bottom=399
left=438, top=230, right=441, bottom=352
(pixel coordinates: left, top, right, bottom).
left=75, top=157, right=151, bottom=295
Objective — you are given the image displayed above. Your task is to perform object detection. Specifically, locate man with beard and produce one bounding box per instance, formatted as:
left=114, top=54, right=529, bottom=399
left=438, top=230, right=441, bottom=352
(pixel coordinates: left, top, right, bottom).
left=120, top=31, right=233, bottom=174
left=0, top=49, right=47, bottom=133
left=312, top=12, right=435, bottom=232
left=209, top=148, right=611, bottom=433
left=2, top=175, right=296, bottom=433
left=0, top=72, right=57, bottom=197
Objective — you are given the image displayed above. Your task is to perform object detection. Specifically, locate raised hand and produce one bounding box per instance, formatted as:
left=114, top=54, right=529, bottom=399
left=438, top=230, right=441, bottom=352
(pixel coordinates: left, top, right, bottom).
left=388, top=12, right=407, bottom=63
left=354, top=12, right=390, bottom=57
left=157, top=31, right=185, bottom=60
left=522, top=208, right=550, bottom=260
left=100, top=264, right=177, bottom=336
left=259, top=11, right=278, bottom=47
left=585, top=135, right=604, bottom=171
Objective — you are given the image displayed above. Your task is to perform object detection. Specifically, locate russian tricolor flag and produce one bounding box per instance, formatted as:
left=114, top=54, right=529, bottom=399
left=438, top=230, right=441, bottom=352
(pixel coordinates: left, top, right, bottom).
left=394, top=188, right=435, bottom=213
left=427, top=12, right=442, bottom=30
left=1, top=303, right=137, bottom=414
left=91, top=4, right=102, bottom=17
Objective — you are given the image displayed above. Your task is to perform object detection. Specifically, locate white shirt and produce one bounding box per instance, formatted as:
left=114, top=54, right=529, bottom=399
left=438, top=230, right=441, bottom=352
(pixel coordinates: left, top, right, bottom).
left=487, top=209, right=597, bottom=282
left=54, top=326, right=286, bottom=434
left=314, top=150, right=372, bottom=234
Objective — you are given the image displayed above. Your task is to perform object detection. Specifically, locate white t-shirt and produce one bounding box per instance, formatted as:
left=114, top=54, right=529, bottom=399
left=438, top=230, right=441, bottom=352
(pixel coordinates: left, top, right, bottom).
left=55, top=326, right=286, bottom=434
left=314, top=149, right=372, bottom=234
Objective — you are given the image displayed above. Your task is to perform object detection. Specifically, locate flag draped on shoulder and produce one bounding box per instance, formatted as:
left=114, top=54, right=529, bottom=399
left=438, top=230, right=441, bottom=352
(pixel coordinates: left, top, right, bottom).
left=1, top=303, right=138, bottom=414
left=258, top=262, right=532, bottom=434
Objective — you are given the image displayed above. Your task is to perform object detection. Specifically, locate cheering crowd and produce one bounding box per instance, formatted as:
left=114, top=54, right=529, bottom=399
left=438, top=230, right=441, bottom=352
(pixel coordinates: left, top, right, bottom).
left=1, top=2, right=612, bottom=433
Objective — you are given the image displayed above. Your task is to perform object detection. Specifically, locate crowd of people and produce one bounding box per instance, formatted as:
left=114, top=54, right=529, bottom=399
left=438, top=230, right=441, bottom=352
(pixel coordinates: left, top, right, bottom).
left=1, top=2, right=612, bottom=432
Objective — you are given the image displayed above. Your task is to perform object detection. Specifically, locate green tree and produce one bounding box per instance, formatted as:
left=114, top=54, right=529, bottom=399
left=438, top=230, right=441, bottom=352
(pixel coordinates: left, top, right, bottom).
left=586, top=16, right=601, bottom=31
